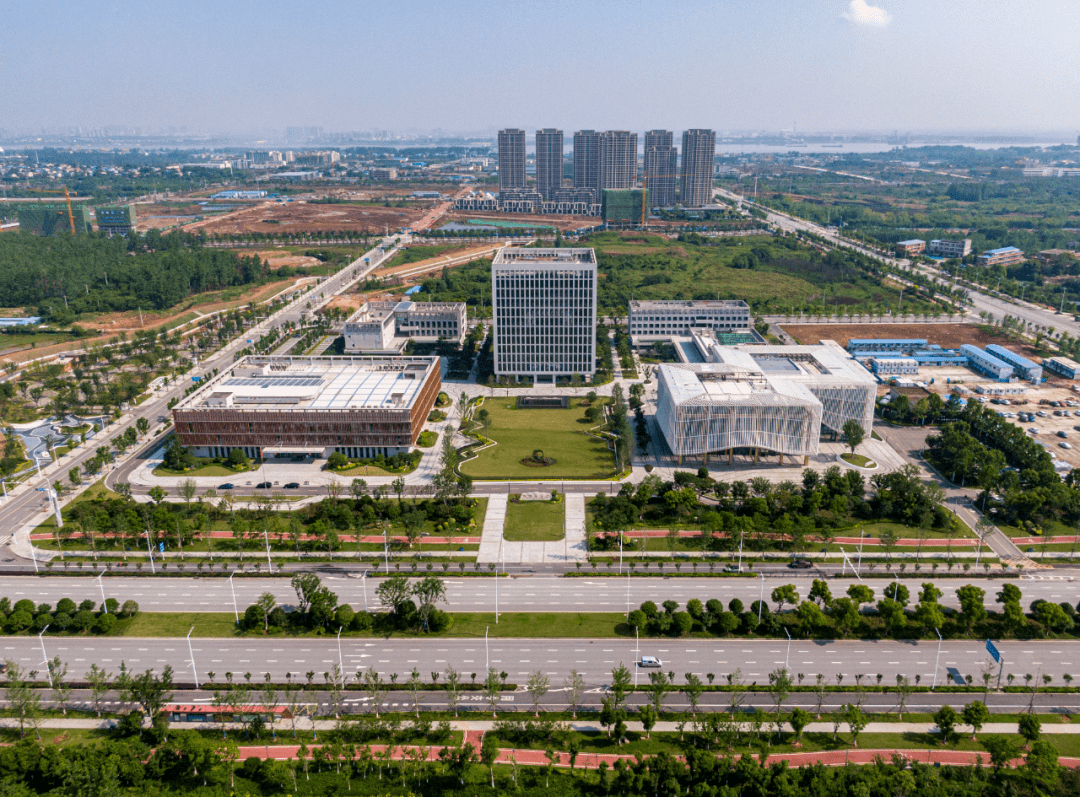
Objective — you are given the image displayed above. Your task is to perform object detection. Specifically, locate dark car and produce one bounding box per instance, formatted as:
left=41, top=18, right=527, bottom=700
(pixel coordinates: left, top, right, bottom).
left=255, top=481, right=272, bottom=489
left=284, top=482, right=300, bottom=489
left=218, top=483, right=234, bottom=490
left=788, top=558, right=813, bottom=569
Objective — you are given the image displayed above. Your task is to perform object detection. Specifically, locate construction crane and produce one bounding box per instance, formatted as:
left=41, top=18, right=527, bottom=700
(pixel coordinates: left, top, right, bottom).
left=24, top=187, right=78, bottom=234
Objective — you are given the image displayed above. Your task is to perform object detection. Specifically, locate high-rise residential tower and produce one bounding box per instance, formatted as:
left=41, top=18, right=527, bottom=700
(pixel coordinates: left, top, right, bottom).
left=644, top=129, right=677, bottom=207
left=497, top=128, right=526, bottom=194
left=573, top=130, right=601, bottom=199
left=534, top=129, right=563, bottom=201
left=679, top=129, right=716, bottom=207
left=598, top=131, right=638, bottom=191
left=492, top=247, right=597, bottom=382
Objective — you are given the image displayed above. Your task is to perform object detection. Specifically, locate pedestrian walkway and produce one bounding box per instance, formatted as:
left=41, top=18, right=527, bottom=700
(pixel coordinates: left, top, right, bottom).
left=476, top=493, right=506, bottom=563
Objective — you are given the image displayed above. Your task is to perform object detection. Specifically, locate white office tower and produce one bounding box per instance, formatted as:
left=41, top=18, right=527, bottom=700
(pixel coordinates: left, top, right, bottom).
left=492, top=247, right=598, bottom=382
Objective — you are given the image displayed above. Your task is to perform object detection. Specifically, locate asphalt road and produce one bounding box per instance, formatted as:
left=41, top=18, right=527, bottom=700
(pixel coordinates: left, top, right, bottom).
left=2, top=575, right=1078, bottom=615
left=10, top=687, right=1080, bottom=718
left=0, top=636, right=1071, bottom=687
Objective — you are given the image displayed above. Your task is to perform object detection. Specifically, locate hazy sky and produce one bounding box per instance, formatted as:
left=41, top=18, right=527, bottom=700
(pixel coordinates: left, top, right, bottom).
left=4, top=0, right=1079, bottom=135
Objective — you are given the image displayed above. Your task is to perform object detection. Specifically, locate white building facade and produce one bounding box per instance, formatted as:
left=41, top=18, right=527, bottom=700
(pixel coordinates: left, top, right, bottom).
left=492, top=247, right=597, bottom=382
left=628, top=300, right=752, bottom=343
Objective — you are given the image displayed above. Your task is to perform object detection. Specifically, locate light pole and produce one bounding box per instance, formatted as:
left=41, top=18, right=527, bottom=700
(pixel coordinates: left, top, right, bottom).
left=738, top=530, right=744, bottom=571
left=757, top=573, right=765, bottom=623
left=361, top=573, right=368, bottom=612
left=39, top=626, right=53, bottom=688
left=144, top=529, right=156, bottom=574
left=187, top=626, right=199, bottom=688
left=263, top=529, right=273, bottom=573
left=495, top=568, right=499, bottom=624
left=96, top=570, right=107, bottom=612
left=227, top=572, right=239, bottom=622
left=634, top=626, right=640, bottom=687
left=857, top=531, right=865, bottom=576
left=932, top=627, right=943, bottom=691
left=626, top=570, right=631, bottom=622
left=485, top=625, right=489, bottom=671
left=337, top=626, right=344, bottom=686
left=383, top=522, right=390, bottom=574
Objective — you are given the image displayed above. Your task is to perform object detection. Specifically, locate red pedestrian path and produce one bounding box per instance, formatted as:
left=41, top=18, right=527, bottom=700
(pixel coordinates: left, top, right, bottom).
left=236, top=737, right=1080, bottom=771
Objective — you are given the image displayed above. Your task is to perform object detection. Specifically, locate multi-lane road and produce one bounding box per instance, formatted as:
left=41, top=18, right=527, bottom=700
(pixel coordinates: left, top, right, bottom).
left=3, top=575, right=1077, bottom=616
left=1, top=635, right=1072, bottom=687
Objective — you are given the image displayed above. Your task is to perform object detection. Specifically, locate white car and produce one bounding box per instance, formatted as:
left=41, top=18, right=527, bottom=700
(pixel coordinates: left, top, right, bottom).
left=1061, top=442, right=1073, bottom=450
left=639, top=656, right=663, bottom=668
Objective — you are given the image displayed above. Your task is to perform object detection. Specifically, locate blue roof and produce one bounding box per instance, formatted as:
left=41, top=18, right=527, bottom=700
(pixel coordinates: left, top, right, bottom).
left=960, top=344, right=1014, bottom=371
left=0, top=317, right=41, bottom=327
left=897, top=239, right=925, bottom=246
left=849, top=338, right=927, bottom=346
left=982, top=246, right=1022, bottom=255
left=404, top=286, right=422, bottom=295
left=985, top=344, right=1040, bottom=371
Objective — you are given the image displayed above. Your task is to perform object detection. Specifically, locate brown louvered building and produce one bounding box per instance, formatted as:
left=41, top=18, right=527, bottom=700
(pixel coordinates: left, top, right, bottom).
left=172, top=355, right=440, bottom=460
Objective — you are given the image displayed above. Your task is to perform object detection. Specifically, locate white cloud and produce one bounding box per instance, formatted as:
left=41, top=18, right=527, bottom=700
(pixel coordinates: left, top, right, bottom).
left=842, top=0, right=893, bottom=28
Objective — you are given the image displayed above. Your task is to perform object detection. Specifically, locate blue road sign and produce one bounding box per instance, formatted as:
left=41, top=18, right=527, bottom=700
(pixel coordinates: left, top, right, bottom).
left=986, top=639, right=1000, bottom=663
left=159, top=542, right=165, bottom=553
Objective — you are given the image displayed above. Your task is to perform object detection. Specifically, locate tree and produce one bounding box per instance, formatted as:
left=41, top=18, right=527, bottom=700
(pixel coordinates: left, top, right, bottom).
left=846, top=584, right=874, bottom=612
left=933, top=704, right=958, bottom=746
left=1019, top=713, right=1042, bottom=747
left=115, top=664, right=174, bottom=730
left=789, top=707, right=811, bottom=746
left=829, top=597, right=861, bottom=637
left=444, top=665, right=462, bottom=717
left=844, top=703, right=866, bottom=747
left=565, top=669, right=585, bottom=719
left=86, top=664, right=110, bottom=717
left=841, top=420, right=865, bottom=454
left=771, top=584, right=799, bottom=613
left=682, top=673, right=704, bottom=714
left=647, top=670, right=671, bottom=713
left=227, top=448, right=249, bottom=470
left=769, top=668, right=793, bottom=728
left=483, top=667, right=501, bottom=717
left=957, top=585, right=987, bottom=632
left=48, top=657, right=72, bottom=716
left=610, top=664, right=632, bottom=711
left=962, top=700, right=991, bottom=740
left=391, top=476, right=406, bottom=505
left=255, top=592, right=276, bottom=632
left=808, top=579, right=833, bottom=608
left=526, top=670, right=549, bottom=717
left=362, top=669, right=386, bottom=718
left=981, top=735, right=1021, bottom=772
left=638, top=704, right=657, bottom=738
left=412, top=575, right=447, bottom=632
left=480, top=727, right=499, bottom=787
left=4, top=660, right=41, bottom=737
left=406, top=668, right=423, bottom=717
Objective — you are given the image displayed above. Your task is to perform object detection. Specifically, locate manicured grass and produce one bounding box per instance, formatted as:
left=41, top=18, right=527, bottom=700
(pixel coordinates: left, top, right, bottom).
left=460, top=399, right=616, bottom=480
left=417, top=431, right=439, bottom=447
left=334, top=462, right=402, bottom=476
left=153, top=462, right=238, bottom=477
left=124, top=612, right=240, bottom=637
left=998, top=518, right=1077, bottom=539
left=841, top=452, right=876, bottom=468
left=504, top=499, right=565, bottom=541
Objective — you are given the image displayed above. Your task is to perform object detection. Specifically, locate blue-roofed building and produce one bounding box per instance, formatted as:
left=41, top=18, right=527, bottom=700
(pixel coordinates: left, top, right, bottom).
left=847, top=339, right=927, bottom=355
left=0, top=317, right=42, bottom=327
left=404, top=286, right=422, bottom=296
left=976, top=246, right=1025, bottom=268
left=985, top=344, right=1042, bottom=382
left=960, top=344, right=1014, bottom=381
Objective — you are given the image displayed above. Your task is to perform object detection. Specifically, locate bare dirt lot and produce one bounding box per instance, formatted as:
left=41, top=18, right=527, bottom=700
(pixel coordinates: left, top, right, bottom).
left=253, top=250, right=322, bottom=269
left=781, top=323, right=1043, bottom=361
left=188, top=200, right=436, bottom=236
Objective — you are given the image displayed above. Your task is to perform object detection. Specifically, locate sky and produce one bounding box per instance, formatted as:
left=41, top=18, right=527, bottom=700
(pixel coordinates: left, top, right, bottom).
left=3, top=0, right=1079, bottom=136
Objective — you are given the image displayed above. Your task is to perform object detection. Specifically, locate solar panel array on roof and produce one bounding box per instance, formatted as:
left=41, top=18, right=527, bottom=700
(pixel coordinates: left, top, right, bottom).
left=224, top=377, right=324, bottom=388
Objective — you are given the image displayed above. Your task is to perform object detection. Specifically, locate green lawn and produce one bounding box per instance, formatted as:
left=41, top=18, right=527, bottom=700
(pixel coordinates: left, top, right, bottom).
left=841, top=453, right=876, bottom=468
left=504, top=499, right=564, bottom=541
left=153, top=462, right=238, bottom=477
left=460, top=399, right=617, bottom=480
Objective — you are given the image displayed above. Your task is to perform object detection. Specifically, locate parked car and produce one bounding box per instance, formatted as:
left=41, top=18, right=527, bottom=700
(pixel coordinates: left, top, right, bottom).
left=723, top=564, right=742, bottom=573
left=1061, top=442, right=1073, bottom=450
left=218, top=483, right=234, bottom=490
left=255, top=481, right=272, bottom=489
left=1028, top=428, right=1040, bottom=434
left=1058, top=431, right=1069, bottom=438
left=638, top=656, right=663, bottom=668
left=284, top=482, right=300, bottom=489
left=788, top=558, right=813, bottom=569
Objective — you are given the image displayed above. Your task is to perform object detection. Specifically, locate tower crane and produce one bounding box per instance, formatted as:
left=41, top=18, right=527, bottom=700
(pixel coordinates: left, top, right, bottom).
left=23, top=187, right=78, bottom=234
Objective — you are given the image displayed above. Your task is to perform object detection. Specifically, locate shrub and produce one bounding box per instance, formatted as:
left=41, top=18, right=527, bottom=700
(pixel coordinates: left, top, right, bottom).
left=6, top=610, right=32, bottom=632
left=336, top=604, right=355, bottom=628
left=95, top=613, right=117, bottom=634
left=56, top=598, right=77, bottom=615
left=350, top=611, right=373, bottom=632
left=72, top=610, right=96, bottom=632
left=120, top=600, right=140, bottom=619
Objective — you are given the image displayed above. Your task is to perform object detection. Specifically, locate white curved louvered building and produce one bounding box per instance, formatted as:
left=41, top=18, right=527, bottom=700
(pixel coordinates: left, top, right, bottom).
left=656, top=340, right=876, bottom=465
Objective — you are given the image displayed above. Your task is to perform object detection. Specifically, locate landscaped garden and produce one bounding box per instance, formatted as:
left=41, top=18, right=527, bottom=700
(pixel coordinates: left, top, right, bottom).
left=459, top=398, right=617, bottom=480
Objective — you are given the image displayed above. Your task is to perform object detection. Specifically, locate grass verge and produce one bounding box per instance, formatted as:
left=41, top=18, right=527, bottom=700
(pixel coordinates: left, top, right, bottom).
left=504, top=499, right=564, bottom=542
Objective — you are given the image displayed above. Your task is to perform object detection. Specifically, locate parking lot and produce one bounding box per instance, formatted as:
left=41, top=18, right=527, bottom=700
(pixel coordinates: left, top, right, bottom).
left=976, top=388, right=1080, bottom=470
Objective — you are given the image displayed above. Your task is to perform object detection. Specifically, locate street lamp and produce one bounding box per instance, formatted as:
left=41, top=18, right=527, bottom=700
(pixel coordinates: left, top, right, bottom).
left=39, top=626, right=53, bottom=688
left=187, top=626, right=199, bottom=689
left=337, top=626, right=345, bottom=687
left=227, top=571, right=239, bottom=622
left=757, top=573, right=765, bottom=623
left=96, top=570, right=108, bottom=612
left=784, top=627, right=792, bottom=675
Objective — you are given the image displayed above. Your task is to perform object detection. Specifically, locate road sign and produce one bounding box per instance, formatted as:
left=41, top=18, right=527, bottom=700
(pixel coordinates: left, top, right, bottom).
left=159, top=542, right=165, bottom=553
left=986, top=639, right=1000, bottom=663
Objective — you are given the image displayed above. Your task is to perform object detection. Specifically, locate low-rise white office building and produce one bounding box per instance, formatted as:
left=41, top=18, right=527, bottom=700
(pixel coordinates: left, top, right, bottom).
left=343, top=301, right=467, bottom=353
left=628, top=300, right=752, bottom=344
